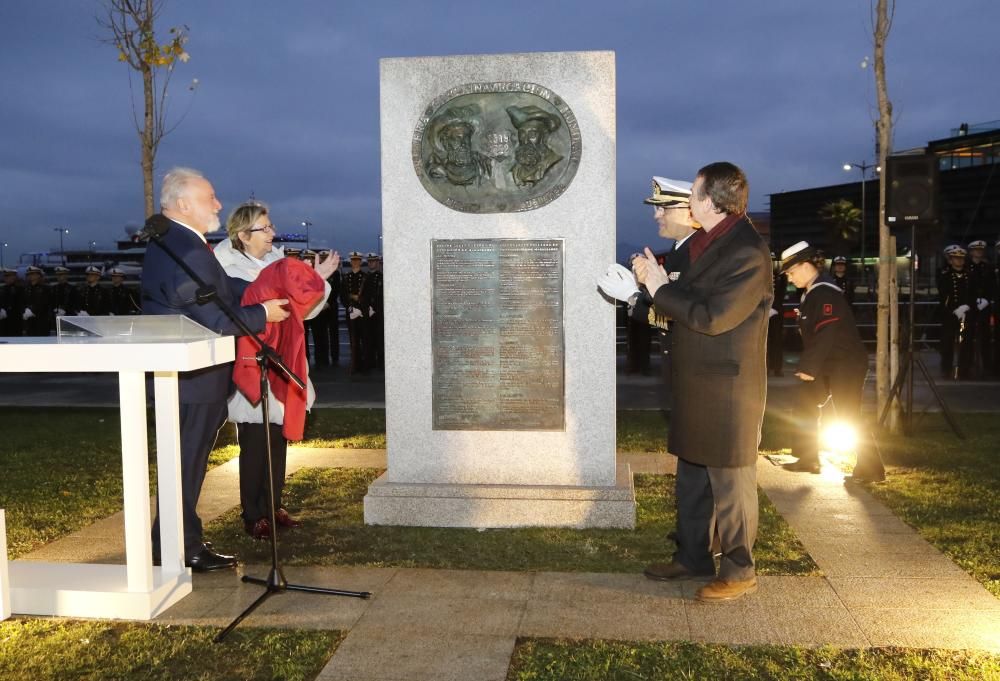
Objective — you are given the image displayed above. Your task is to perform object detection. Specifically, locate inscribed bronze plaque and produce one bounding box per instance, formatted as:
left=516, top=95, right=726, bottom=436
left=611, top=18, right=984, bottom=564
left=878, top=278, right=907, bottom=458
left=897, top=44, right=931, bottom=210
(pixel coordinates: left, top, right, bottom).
left=414, top=83, right=582, bottom=213
left=432, top=239, right=564, bottom=430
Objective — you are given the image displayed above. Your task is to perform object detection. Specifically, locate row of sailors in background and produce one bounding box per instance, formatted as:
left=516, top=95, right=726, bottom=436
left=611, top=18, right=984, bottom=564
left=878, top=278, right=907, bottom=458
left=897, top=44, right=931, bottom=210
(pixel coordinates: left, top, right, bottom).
left=0, top=265, right=140, bottom=336
left=936, top=240, right=1000, bottom=380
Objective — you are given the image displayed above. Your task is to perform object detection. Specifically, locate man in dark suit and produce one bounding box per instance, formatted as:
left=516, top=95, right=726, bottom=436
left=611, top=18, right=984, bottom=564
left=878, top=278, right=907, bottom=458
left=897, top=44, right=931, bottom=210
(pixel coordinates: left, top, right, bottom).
left=633, top=162, right=772, bottom=602
left=141, top=166, right=290, bottom=571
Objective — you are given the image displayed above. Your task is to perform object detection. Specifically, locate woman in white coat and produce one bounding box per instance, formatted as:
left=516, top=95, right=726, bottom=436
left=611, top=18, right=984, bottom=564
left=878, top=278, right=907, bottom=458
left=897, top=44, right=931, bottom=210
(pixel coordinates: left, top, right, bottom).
left=215, top=201, right=339, bottom=539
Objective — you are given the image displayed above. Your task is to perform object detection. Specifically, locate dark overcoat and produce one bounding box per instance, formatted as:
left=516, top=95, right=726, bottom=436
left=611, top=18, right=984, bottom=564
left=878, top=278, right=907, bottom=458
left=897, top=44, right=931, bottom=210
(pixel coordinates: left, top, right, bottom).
left=650, top=217, right=772, bottom=467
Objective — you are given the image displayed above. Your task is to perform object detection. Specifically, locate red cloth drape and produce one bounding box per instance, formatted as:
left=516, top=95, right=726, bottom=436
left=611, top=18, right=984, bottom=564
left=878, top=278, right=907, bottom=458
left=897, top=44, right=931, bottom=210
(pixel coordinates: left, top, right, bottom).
left=232, top=258, right=325, bottom=440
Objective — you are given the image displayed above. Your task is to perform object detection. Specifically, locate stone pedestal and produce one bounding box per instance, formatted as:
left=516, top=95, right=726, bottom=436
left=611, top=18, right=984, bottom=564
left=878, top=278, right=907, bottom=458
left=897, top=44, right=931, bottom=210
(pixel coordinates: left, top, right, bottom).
left=368, top=50, right=632, bottom=528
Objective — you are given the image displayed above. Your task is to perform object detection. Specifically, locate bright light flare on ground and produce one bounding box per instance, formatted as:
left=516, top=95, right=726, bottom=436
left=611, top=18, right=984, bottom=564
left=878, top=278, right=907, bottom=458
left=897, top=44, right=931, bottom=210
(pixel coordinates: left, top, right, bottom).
left=821, top=421, right=858, bottom=453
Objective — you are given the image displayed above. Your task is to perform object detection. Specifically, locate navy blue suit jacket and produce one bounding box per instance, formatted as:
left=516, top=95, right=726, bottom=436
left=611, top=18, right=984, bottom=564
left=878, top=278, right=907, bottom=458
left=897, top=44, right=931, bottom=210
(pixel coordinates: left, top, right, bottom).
left=141, top=216, right=266, bottom=404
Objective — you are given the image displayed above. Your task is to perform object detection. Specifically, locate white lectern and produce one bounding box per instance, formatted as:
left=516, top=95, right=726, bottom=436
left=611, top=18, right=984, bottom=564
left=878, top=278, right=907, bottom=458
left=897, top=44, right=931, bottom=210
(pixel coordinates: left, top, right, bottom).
left=0, top=315, right=234, bottom=620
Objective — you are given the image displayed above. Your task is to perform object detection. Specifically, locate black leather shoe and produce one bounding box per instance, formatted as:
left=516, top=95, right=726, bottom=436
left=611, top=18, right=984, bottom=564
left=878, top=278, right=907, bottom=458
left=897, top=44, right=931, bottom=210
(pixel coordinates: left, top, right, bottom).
left=783, top=459, right=821, bottom=473
left=186, top=546, right=238, bottom=572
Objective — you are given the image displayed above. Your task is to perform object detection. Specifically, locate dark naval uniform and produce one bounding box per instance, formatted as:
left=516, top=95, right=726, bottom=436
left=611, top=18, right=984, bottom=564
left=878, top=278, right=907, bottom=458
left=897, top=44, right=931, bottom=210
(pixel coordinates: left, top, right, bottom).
left=364, top=267, right=384, bottom=369
left=51, top=280, right=80, bottom=316
left=968, top=257, right=995, bottom=377
left=767, top=270, right=788, bottom=376
left=22, top=275, right=52, bottom=336
left=830, top=273, right=855, bottom=305
left=0, top=275, right=25, bottom=336
left=108, top=283, right=141, bottom=316
left=937, top=265, right=974, bottom=379
left=793, top=273, right=883, bottom=480
left=630, top=238, right=693, bottom=407
left=78, top=282, right=109, bottom=316
left=340, top=267, right=368, bottom=373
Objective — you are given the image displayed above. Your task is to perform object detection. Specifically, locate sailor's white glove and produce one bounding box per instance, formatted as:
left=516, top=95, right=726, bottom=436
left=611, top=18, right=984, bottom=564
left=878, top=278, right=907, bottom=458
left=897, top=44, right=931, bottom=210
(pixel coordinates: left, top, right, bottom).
left=78, top=310, right=90, bottom=317
left=369, top=306, right=375, bottom=316
left=596, top=264, right=639, bottom=303
left=0, top=308, right=6, bottom=320
left=977, top=298, right=989, bottom=311
left=108, top=312, right=116, bottom=316
left=22, top=308, right=35, bottom=320
left=349, top=307, right=362, bottom=320
left=769, top=308, right=779, bottom=318
left=953, top=304, right=970, bottom=320
left=55, top=308, right=66, bottom=316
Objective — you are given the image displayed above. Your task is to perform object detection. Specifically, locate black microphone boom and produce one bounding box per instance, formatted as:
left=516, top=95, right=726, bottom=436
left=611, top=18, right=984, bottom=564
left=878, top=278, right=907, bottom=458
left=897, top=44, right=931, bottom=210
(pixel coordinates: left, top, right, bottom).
left=137, top=213, right=173, bottom=241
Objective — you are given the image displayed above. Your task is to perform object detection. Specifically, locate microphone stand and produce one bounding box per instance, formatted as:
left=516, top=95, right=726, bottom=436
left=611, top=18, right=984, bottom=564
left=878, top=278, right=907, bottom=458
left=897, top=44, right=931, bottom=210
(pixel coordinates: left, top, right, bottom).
left=139, top=218, right=371, bottom=643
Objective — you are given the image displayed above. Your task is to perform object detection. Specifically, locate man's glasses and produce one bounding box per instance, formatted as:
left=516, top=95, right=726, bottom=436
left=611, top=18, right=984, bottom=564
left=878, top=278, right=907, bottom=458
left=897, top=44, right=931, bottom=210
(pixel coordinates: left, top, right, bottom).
left=248, top=224, right=275, bottom=233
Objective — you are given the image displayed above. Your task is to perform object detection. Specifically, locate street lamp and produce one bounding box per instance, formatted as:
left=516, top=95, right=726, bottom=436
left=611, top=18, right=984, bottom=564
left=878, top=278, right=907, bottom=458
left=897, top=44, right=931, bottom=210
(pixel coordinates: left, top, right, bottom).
left=53, top=227, right=70, bottom=265
left=842, top=162, right=880, bottom=267
left=89, top=240, right=97, bottom=252
left=301, top=220, right=312, bottom=249
left=1, top=242, right=7, bottom=268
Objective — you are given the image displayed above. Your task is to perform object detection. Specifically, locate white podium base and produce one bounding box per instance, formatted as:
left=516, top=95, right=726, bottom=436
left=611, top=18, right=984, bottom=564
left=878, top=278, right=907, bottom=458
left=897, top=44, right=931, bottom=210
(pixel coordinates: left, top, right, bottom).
left=9, top=562, right=191, bottom=620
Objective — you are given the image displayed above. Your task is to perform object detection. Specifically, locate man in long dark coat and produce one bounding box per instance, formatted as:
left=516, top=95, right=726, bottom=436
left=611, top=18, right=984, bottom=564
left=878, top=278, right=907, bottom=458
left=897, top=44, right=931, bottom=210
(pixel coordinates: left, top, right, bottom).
left=633, top=162, right=772, bottom=603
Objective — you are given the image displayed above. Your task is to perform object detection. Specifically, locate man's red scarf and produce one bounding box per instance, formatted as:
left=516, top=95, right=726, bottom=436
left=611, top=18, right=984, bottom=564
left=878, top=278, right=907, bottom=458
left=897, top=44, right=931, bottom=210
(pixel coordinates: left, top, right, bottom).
left=232, top=258, right=325, bottom=440
left=688, top=213, right=744, bottom=262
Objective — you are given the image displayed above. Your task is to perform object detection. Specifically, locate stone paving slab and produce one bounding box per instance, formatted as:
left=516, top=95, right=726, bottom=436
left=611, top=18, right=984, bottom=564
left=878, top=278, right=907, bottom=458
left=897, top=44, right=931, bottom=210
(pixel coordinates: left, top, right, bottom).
left=317, top=629, right=515, bottom=681
left=850, top=607, right=1000, bottom=650
left=829, top=576, right=1000, bottom=611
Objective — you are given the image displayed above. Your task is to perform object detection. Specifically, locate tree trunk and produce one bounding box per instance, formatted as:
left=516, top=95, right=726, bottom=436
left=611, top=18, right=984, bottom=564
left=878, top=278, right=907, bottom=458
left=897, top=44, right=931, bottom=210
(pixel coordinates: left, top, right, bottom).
left=142, top=61, right=155, bottom=218
left=141, top=1, right=156, bottom=218
left=874, top=0, right=896, bottom=427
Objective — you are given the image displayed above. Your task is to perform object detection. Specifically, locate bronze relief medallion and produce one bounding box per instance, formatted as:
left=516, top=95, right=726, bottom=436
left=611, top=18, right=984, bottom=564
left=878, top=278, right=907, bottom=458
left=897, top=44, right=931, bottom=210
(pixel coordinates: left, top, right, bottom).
left=413, top=82, right=582, bottom=213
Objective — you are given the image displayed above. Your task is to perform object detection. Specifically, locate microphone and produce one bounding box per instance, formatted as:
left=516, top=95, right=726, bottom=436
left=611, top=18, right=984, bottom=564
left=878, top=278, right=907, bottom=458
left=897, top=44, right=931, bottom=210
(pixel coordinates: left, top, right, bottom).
left=136, top=213, right=173, bottom=241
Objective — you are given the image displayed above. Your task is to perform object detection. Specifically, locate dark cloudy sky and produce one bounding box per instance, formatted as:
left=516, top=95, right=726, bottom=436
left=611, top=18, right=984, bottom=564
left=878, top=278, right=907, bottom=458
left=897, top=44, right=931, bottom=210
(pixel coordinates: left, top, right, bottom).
left=1, top=1, right=997, bottom=266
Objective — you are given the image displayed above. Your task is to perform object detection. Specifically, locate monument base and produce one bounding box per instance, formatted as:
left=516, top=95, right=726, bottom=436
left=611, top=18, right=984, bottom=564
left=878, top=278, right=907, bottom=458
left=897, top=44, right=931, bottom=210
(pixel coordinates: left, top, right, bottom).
left=363, top=463, right=635, bottom=529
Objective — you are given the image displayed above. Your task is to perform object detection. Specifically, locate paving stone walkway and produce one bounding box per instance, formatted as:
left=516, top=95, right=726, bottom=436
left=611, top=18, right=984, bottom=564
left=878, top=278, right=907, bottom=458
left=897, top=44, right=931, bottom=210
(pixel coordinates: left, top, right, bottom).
left=18, top=448, right=1000, bottom=681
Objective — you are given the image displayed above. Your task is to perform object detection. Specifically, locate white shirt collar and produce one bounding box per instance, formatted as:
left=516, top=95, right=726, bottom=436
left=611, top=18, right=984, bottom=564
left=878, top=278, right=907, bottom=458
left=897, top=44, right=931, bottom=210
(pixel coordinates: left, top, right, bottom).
left=167, top=216, right=208, bottom=244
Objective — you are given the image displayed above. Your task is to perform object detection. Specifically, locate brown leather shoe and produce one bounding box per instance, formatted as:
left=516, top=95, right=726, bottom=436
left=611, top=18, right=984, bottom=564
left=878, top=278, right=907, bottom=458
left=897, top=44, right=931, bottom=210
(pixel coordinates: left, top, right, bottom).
left=696, top=577, right=758, bottom=602
left=274, top=507, right=302, bottom=528
left=644, top=561, right=714, bottom=581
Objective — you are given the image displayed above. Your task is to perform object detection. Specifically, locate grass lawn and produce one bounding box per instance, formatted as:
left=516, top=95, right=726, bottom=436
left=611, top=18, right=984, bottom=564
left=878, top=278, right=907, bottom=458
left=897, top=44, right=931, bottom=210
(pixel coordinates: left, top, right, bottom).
left=205, top=468, right=817, bottom=575
left=506, top=638, right=1000, bottom=681
left=864, top=413, right=1000, bottom=598
left=0, top=619, right=341, bottom=681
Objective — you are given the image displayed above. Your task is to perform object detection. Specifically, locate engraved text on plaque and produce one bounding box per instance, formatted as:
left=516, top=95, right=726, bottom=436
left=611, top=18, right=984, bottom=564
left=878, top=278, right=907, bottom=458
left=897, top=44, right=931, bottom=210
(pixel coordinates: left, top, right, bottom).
left=432, top=239, right=564, bottom=430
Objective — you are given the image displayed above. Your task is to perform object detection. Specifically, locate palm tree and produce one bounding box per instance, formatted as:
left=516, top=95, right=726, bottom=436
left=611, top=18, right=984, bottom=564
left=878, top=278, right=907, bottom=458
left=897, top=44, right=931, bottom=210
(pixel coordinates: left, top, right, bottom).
left=819, top=199, right=861, bottom=252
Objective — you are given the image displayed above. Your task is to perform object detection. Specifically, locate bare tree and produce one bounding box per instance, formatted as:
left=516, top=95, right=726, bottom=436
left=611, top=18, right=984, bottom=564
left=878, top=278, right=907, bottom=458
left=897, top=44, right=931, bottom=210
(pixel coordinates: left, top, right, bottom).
left=873, top=0, right=896, bottom=426
left=98, top=0, right=191, bottom=218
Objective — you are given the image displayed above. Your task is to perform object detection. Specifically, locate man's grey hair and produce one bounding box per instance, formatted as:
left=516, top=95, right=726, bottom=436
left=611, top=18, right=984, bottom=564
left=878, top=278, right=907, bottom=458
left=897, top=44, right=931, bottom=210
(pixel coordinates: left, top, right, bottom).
left=160, top=167, right=205, bottom=210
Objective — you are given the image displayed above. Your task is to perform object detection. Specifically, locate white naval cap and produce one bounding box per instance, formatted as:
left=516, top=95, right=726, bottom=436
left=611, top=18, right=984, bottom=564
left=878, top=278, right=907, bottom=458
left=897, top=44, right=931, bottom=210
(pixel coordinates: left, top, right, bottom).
left=644, top=176, right=693, bottom=206
left=779, top=241, right=818, bottom=273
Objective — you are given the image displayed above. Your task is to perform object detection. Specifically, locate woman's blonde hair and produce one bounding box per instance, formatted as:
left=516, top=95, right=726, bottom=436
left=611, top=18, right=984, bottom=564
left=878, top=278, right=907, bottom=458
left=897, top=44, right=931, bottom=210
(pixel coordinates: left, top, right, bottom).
left=226, top=200, right=270, bottom=252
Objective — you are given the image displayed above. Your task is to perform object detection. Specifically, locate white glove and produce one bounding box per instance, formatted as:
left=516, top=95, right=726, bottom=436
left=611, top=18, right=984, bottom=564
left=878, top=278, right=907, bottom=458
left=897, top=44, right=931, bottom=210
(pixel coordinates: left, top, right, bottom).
left=109, top=312, right=116, bottom=316
left=769, top=308, right=779, bottom=318
left=78, top=311, right=90, bottom=317
left=369, top=306, right=375, bottom=316
left=55, top=308, right=66, bottom=316
left=596, top=263, right=640, bottom=303
left=349, top=307, right=362, bottom=320
left=0, top=308, right=6, bottom=320
left=953, top=304, right=969, bottom=320
left=977, top=298, right=989, bottom=311
left=22, top=308, right=35, bottom=320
